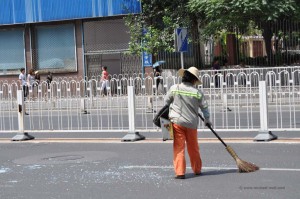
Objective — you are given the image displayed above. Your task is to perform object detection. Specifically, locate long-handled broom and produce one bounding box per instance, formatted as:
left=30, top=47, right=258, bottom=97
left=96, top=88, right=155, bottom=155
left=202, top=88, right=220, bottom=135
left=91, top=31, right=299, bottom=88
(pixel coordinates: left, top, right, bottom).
left=198, top=113, right=259, bottom=173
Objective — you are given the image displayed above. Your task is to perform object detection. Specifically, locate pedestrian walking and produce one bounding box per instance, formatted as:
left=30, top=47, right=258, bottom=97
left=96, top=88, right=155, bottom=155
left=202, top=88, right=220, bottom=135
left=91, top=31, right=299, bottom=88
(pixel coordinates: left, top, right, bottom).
left=154, top=65, right=161, bottom=86
left=46, top=72, right=53, bottom=88
left=153, top=60, right=165, bottom=94
left=27, top=69, right=36, bottom=99
left=164, top=66, right=212, bottom=179
left=27, top=69, right=35, bottom=86
left=18, top=68, right=28, bottom=100
left=100, top=66, right=109, bottom=96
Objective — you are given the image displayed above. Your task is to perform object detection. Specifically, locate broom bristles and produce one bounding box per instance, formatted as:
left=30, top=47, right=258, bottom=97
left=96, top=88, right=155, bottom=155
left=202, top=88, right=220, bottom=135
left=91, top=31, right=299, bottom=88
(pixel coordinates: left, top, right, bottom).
left=235, top=157, right=260, bottom=173
left=226, top=146, right=259, bottom=173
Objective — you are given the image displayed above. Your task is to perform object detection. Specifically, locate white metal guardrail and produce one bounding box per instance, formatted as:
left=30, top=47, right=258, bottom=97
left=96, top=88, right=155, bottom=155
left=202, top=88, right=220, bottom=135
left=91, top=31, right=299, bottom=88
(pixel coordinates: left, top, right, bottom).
left=0, top=66, right=300, bottom=134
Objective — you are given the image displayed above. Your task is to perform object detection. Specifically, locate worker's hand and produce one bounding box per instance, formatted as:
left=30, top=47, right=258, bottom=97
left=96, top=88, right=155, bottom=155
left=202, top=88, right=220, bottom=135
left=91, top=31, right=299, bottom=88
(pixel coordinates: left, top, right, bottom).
left=204, top=118, right=212, bottom=127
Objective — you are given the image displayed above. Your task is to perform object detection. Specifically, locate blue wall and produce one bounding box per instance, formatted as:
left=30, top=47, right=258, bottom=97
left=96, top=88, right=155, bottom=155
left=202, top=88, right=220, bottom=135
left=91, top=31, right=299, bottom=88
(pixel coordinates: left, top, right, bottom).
left=0, top=0, right=141, bottom=25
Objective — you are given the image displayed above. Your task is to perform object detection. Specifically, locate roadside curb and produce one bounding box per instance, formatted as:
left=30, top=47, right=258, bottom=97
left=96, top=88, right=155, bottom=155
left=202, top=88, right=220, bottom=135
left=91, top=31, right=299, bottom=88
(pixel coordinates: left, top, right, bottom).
left=1, top=137, right=300, bottom=143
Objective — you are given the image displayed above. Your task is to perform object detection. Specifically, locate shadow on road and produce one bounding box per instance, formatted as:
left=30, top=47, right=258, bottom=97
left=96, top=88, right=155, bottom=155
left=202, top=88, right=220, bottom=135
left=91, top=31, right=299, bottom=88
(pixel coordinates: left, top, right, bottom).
left=184, top=169, right=237, bottom=179
left=201, top=169, right=237, bottom=176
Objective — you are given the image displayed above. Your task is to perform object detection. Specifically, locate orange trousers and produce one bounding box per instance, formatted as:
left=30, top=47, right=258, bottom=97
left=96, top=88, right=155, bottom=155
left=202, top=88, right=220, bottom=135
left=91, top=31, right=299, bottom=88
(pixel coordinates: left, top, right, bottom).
left=172, top=123, right=202, bottom=176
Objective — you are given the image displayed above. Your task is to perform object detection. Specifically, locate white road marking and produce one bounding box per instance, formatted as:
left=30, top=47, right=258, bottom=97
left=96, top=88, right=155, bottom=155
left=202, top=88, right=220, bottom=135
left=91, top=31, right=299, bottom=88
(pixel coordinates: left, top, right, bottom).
left=122, top=165, right=300, bottom=172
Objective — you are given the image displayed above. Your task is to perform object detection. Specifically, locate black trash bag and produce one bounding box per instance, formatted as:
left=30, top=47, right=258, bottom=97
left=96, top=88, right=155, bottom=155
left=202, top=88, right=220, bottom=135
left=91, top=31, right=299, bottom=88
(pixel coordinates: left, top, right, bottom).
left=153, top=104, right=169, bottom=128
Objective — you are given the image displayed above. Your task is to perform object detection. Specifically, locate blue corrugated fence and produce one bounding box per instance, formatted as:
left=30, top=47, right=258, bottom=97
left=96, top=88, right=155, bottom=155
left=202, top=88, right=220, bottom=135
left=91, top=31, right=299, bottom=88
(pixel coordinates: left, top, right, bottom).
left=0, top=0, right=141, bottom=25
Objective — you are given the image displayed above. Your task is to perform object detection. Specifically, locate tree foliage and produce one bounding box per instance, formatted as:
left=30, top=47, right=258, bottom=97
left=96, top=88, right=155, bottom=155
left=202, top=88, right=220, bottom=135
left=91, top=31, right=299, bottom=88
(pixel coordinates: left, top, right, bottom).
left=188, top=0, right=300, bottom=64
left=188, top=0, right=300, bottom=38
left=125, top=0, right=195, bottom=56
left=125, top=0, right=300, bottom=65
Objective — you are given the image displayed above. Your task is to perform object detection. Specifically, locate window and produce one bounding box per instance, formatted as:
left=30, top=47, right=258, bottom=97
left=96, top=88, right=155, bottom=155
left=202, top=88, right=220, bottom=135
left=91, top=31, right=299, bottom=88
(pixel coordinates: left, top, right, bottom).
left=0, top=29, right=25, bottom=73
left=33, top=24, right=76, bottom=71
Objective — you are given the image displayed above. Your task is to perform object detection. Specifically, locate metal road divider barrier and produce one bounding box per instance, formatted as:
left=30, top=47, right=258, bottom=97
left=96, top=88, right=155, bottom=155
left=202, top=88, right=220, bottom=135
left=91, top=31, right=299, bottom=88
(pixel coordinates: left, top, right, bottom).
left=11, top=90, right=35, bottom=141
left=0, top=66, right=300, bottom=140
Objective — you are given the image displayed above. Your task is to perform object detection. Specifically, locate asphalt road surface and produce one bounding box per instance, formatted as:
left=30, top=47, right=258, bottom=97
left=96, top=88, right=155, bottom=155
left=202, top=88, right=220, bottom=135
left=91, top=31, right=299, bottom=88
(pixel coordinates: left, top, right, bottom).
left=0, top=141, right=299, bottom=199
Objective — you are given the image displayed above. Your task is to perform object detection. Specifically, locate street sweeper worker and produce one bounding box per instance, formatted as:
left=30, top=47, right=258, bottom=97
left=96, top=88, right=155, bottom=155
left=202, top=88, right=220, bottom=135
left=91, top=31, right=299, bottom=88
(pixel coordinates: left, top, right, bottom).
left=164, top=66, right=212, bottom=179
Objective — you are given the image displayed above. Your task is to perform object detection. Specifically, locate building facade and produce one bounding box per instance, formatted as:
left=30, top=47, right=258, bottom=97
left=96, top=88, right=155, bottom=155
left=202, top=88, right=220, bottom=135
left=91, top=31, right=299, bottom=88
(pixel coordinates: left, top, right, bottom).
left=0, top=0, right=141, bottom=82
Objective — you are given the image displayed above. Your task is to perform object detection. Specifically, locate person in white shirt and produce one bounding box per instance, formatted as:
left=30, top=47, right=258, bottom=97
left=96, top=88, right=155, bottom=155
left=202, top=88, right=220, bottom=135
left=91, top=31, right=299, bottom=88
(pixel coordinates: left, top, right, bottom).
left=27, top=69, right=38, bottom=100
left=100, top=66, right=109, bottom=96
left=19, top=68, right=28, bottom=100
left=27, top=69, right=36, bottom=87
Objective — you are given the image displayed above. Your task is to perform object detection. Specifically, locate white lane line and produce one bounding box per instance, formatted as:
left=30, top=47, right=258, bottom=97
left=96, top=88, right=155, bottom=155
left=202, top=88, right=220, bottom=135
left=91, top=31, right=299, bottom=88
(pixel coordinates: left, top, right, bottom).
left=122, top=165, right=300, bottom=172
left=259, top=168, right=300, bottom=171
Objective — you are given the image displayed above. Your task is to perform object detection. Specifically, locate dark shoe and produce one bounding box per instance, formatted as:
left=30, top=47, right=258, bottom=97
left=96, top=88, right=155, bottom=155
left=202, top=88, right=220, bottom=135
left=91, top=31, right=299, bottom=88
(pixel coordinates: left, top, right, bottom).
left=195, top=173, right=201, bottom=176
left=175, top=175, right=185, bottom=179
left=25, top=112, right=29, bottom=115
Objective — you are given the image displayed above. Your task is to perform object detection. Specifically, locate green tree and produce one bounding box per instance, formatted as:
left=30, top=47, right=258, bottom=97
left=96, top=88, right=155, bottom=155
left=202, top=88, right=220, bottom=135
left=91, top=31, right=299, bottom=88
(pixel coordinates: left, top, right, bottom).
left=188, top=0, right=300, bottom=65
left=125, top=0, right=202, bottom=66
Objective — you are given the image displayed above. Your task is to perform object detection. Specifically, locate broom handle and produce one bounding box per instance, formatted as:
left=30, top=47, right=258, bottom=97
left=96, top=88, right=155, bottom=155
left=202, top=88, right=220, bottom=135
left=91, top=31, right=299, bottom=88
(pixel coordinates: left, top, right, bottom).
left=198, top=113, right=228, bottom=147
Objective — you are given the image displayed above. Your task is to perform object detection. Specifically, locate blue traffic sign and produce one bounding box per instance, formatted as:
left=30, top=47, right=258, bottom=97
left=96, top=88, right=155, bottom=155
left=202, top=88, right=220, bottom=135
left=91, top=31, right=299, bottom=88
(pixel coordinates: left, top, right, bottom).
left=175, top=28, right=188, bottom=52
left=142, top=51, right=152, bottom=67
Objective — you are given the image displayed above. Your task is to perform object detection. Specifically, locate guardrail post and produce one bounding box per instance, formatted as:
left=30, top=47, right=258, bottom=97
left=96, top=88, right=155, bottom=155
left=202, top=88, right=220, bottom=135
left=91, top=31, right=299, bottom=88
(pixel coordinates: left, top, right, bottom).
left=220, top=79, right=231, bottom=112
left=11, top=90, right=35, bottom=141
left=81, top=98, right=89, bottom=114
left=254, top=81, right=277, bottom=141
left=121, top=85, right=145, bottom=142
left=146, top=96, right=154, bottom=113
